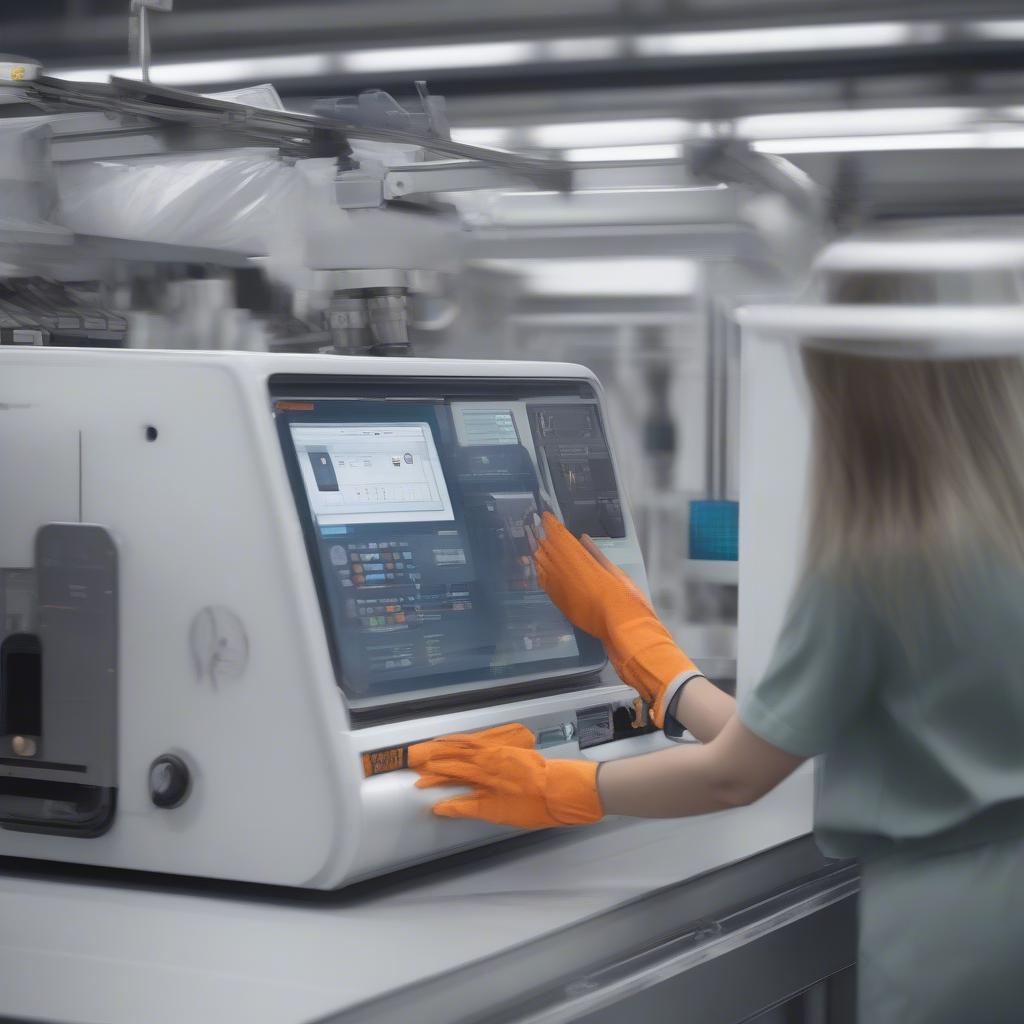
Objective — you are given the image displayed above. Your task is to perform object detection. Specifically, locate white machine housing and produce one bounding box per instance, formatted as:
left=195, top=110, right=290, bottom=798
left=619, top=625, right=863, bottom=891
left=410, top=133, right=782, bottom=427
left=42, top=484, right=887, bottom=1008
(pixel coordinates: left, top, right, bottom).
left=0, top=348, right=668, bottom=888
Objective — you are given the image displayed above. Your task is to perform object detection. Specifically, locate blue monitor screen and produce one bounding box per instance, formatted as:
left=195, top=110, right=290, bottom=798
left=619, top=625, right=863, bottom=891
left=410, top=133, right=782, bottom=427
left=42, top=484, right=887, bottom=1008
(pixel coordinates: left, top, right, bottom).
left=274, top=378, right=623, bottom=712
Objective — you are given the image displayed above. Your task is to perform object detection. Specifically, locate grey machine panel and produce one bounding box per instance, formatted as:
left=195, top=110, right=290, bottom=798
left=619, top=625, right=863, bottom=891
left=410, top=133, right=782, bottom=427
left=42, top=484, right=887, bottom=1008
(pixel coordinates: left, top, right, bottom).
left=0, top=524, right=117, bottom=836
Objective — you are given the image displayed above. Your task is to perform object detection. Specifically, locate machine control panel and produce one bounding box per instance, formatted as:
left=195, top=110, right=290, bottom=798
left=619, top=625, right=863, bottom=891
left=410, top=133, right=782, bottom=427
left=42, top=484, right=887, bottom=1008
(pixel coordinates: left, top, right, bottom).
left=530, top=404, right=625, bottom=539
left=274, top=378, right=627, bottom=717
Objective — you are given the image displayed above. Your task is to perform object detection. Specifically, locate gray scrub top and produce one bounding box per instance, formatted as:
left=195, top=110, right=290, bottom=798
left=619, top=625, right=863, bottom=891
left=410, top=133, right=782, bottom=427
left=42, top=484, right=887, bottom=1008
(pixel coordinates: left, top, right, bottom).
left=739, top=553, right=1024, bottom=860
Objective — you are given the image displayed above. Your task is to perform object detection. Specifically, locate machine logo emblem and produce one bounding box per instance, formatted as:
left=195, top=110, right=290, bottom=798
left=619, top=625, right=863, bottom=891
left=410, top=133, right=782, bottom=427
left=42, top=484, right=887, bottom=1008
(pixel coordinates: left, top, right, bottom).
left=190, top=605, right=249, bottom=686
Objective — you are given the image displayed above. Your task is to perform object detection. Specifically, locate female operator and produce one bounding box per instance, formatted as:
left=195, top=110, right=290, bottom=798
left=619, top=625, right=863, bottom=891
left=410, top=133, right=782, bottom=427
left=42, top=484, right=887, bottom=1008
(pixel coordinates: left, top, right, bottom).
left=408, top=317, right=1024, bottom=1022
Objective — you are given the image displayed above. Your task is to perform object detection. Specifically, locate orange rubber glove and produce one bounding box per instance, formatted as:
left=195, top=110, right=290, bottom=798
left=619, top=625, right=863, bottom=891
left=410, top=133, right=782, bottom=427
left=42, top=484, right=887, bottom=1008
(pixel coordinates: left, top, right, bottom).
left=533, top=511, right=702, bottom=728
left=412, top=724, right=603, bottom=829
left=406, top=723, right=535, bottom=788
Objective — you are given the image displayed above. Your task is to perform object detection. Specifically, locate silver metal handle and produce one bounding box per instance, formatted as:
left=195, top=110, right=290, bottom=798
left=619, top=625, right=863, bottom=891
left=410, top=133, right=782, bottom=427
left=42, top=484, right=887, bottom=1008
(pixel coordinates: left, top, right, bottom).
left=129, top=0, right=174, bottom=83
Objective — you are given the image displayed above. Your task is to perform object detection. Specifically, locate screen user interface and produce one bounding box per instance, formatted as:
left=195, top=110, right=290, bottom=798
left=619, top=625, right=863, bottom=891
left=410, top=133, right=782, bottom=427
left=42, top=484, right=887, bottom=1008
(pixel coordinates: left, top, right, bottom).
left=294, top=423, right=454, bottom=526
left=277, top=385, right=623, bottom=705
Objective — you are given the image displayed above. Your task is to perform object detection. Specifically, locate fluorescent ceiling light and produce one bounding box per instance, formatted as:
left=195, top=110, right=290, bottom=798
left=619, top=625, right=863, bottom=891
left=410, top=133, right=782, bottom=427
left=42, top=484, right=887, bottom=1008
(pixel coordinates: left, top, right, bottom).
left=55, top=53, right=339, bottom=85
left=754, top=130, right=1024, bottom=154
left=346, top=35, right=620, bottom=73
left=54, top=66, right=124, bottom=83
left=54, top=44, right=536, bottom=84
left=970, top=19, right=1024, bottom=40
left=818, top=237, right=1024, bottom=273
left=564, top=143, right=684, bottom=162
left=578, top=184, right=726, bottom=194
left=486, top=258, right=697, bottom=297
left=589, top=184, right=724, bottom=193
left=499, top=184, right=725, bottom=196
left=52, top=19, right=950, bottom=85
left=544, top=37, right=621, bottom=61
left=161, top=54, right=336, bottom=85
left=450, top=127, right=514, bottom=149
left=343, top=41, right=535, bottom=73
left=53, top=37, right=611, bottom=86
left=634, top=20, right=922, bottom=57
left=530, top=118, right=689, bottom=149
left=736, top=106, right=988, bottom=139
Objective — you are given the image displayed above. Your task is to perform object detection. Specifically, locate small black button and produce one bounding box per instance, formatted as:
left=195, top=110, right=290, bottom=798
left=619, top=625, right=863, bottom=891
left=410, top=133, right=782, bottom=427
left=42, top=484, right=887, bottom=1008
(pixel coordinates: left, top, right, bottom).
left=149, top=754, right=191, bottom=809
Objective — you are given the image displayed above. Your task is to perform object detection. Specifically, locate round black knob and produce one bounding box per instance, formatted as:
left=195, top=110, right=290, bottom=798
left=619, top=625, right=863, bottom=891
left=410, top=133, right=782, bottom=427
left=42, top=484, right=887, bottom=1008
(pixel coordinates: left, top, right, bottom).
left=149, top=754, right=191, bottom=809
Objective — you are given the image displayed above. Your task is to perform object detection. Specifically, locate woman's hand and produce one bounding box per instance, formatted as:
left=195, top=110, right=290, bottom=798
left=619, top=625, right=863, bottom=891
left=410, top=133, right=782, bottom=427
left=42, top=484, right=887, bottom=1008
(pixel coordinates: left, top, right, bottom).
left=406, top=722, right=535, bottom=787
left=409, top=724, right=603, bottom=829
left=531, top=511, right=701, bottom=726
left=578, top=533, right=655, bottom=615
left=407, top=719, right=803, bottom=828
left=529, top=512, right=622, bottom=639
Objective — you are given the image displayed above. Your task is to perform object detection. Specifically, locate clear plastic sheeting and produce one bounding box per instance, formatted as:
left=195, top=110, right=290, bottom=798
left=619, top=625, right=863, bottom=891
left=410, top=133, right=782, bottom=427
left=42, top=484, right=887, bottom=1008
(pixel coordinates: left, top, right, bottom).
left=203, top=83, right=287, bottom=112
left=55, top=148, right=302, bottom=256
left=5, top=123, right=463, bottom=353
left=52, top=148, right=462, bottom=280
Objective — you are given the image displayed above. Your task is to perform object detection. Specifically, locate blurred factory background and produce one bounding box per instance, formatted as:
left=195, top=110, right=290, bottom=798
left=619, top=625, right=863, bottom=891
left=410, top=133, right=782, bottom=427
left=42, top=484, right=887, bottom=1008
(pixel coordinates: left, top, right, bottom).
left=7, top=0, right=1024, bottom=682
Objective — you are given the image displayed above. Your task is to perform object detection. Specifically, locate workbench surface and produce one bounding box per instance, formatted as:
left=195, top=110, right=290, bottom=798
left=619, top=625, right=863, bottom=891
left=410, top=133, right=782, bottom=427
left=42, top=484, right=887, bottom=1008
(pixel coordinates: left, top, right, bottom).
left=0, top=767, right=816, bottom=1024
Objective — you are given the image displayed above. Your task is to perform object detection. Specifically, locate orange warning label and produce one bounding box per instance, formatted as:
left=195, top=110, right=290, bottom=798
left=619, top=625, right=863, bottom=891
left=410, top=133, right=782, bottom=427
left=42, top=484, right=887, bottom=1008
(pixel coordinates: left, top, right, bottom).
left=361, top=747, right=408, bottom=777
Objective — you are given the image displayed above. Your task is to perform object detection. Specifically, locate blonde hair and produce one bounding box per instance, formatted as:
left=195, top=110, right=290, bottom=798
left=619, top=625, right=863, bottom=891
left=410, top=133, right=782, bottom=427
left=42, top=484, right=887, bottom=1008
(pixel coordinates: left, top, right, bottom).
left=802, top=349, right=1024, bottom=582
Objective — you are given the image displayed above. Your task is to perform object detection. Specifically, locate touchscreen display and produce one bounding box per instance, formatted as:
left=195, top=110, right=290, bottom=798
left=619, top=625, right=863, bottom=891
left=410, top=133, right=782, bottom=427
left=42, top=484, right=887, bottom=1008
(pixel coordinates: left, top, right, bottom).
left=274, top=381, right=620, bottom=709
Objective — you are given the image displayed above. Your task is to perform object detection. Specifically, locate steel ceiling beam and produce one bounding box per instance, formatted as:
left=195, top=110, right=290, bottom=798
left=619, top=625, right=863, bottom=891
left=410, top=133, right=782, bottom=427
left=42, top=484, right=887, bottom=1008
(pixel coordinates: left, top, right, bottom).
left=6, top=1, right=1024, bottom=63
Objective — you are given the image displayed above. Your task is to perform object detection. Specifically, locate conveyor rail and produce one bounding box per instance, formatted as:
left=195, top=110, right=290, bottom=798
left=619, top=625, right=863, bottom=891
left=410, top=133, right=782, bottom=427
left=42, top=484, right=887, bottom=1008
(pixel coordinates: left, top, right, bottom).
left=324, top=838, right=857, bottom=1024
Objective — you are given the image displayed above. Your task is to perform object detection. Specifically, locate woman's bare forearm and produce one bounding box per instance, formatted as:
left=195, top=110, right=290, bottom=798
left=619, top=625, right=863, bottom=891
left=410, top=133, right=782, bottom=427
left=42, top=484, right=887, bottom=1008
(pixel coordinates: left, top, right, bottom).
left=597, top=742, right=742, bottom=817
left=667, top=676, right=735, bottom=742
left=597, top=714, right=805, bottom=818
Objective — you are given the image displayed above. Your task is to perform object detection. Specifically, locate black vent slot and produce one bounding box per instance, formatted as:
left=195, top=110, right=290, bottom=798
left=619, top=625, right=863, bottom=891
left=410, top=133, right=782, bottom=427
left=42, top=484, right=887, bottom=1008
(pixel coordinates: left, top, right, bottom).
left=1, top=633, right=42, bottom=738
